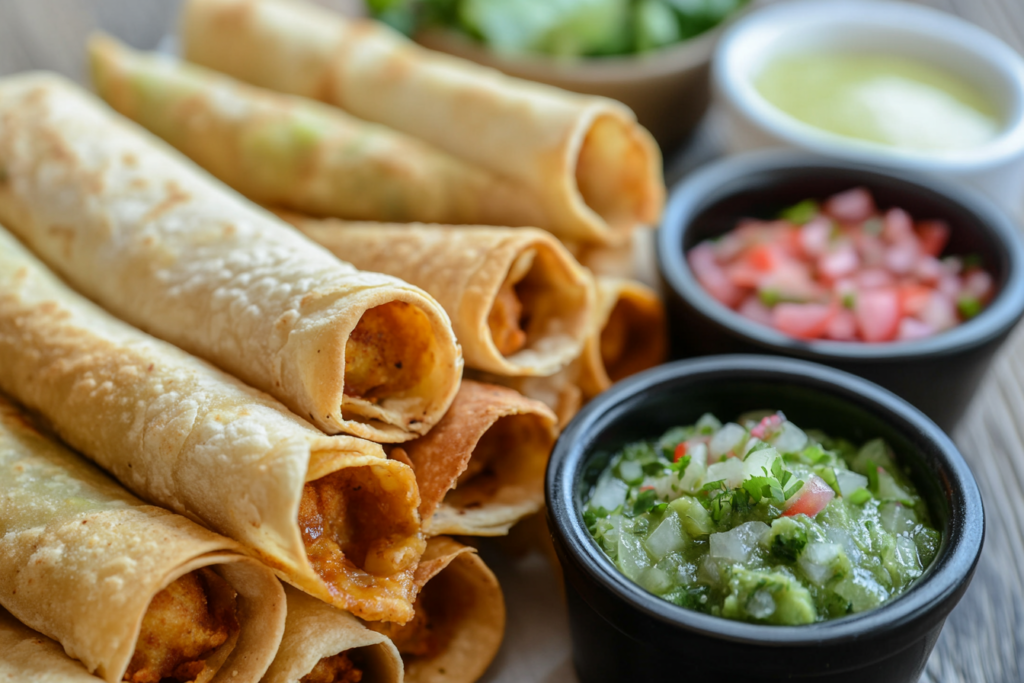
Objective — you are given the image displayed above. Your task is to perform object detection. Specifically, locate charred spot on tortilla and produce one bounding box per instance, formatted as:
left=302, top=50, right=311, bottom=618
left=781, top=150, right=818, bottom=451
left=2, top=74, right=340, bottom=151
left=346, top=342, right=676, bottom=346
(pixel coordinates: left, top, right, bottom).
left=300, top=651, right=364, bottom=683
left=123, top=568, right=238, bottom=683
left=299, top=467, right=424, bottom=590
left=344, top=301, right=435, bottom=400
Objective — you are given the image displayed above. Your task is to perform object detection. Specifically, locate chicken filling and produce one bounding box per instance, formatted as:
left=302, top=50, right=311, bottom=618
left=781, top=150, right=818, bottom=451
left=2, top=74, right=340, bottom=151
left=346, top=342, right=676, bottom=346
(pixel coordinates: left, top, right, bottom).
left=300, top=653, right=363, bottom=683
left=487, top=248, right=539, bottom=357
left=343, top=301, right=434, bottom=401
left=575, top=114, right=654, bottom=231
left=599, top=296, right=660, bottom=382
left=123, top=569, right=238, bottom=683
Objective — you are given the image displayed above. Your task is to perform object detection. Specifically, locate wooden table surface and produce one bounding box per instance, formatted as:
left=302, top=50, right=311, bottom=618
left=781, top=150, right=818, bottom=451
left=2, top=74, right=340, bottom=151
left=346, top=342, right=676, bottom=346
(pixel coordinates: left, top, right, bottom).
left=1, top=2, right=1022, bottom=682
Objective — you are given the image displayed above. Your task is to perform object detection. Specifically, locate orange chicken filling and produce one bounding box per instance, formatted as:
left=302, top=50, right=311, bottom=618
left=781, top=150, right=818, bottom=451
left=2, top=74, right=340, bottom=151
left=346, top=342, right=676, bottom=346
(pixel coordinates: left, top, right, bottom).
left=343, top=301, right=433, bottom=401
left=300, top=653, right=363, bottom=683
left=123, top=569, right=238, bottom=683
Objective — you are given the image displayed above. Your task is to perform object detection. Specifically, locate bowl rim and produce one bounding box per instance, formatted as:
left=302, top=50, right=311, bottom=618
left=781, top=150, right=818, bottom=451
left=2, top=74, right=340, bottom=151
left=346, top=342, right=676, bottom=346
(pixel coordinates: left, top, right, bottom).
left=655, top=149, right=1024, bottom=361
left=546, top=354, right=985, bottom=646
left=712, top=0, right=1024, bottom=170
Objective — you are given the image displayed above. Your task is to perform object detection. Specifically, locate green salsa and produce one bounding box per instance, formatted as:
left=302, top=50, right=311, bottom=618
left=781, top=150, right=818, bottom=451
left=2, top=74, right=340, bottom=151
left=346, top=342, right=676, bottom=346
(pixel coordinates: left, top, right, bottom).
left=755, top=53, right=1000, bottom=152
left=583, top=412, right=940, bottom=624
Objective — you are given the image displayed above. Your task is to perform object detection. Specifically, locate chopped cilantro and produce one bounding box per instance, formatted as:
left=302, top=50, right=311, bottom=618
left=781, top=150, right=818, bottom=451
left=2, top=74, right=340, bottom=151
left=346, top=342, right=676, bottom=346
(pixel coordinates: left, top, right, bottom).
left=779, top=199, right=819, bottom=225
left=957, top=296, right=983, bottom=319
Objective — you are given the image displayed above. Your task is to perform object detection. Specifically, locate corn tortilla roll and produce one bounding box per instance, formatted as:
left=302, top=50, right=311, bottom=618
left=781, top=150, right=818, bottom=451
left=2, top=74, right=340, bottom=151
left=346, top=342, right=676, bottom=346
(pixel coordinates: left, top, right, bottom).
left=181, top=0, right=665, bottom=245
left=0, top=73, right=461, bottom=444
left=263, top=585, right=402, bottom=683
left=575, top=277, right=668, bottom=399
left=393, top=381, right=557, bottom=537
left=0, top=608, right=106, bottom=683
left=367, top=537, right=505, bottom=683
left=89, top=37, right=541, bottom=229
left=0, top=227, right=424, bottom=624
left=0, top=396, right=287, bottom=683
left=291, top=217, right=595, bottom=377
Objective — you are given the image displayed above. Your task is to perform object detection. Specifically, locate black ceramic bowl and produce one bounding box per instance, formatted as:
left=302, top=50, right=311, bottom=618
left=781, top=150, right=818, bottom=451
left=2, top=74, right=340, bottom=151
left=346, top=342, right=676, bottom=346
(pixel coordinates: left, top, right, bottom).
left=546, top=355, right=984, bottom=683
left=656, top=151, right=1024, bottom=431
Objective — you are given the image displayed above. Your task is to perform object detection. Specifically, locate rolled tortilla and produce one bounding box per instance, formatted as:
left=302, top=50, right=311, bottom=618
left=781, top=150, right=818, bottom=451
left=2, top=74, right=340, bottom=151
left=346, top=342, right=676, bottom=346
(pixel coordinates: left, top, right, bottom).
left=89, top=36, right=541, bottom=229
left=263, top=585, right=402, bottom=683
left=0, top=72, right=461, bottom=443
left=181, top=0, right=665, bottom=245
left=0, top=395, right=287, bottom=683
left=367, top=537, right=505, bottom=683
left=290, top=217, right=595, bottom=377
left=0, top=226, right=424, bottom=624
left=393, top=380, right=557, bottom=537
left=0, top=608, right=105, bottom=683
left=575, top=277, right=668, bottom=398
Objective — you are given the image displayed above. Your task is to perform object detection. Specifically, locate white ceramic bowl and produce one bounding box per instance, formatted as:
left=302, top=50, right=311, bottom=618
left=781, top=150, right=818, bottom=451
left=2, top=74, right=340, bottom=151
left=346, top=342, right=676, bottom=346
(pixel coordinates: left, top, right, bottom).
left=712, top=0, right=1024, bottom=217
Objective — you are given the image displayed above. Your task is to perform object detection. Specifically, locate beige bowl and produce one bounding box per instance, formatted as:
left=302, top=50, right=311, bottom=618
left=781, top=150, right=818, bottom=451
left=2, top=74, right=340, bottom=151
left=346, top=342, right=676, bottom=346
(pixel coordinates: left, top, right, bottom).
left=415, top=25, right=725, bottom=152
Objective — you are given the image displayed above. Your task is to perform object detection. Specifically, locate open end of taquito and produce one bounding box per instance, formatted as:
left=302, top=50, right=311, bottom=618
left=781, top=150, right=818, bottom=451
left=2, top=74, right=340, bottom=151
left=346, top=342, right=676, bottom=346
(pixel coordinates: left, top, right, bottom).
left=394, top=381, right=557, bottom=537
left=297, top=452, right=426, bottom=624
left=367, top=537, right=505, bottom=683
left=262, top=585, right=402, bottom=683
left=298, top=285, right=462, bottom=443
left=576, top=278, right=668, bottom=399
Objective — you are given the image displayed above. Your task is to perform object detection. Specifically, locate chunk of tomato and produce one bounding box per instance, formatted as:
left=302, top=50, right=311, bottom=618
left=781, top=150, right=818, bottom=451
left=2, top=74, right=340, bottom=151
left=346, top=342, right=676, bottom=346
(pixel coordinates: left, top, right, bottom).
left=689, top=243, right=744, bottom=307
left=782, top=474, right=835, bottom=518
left=772, top=303, right=836, bottom=339
left=855, top=288, right=900, bottom=342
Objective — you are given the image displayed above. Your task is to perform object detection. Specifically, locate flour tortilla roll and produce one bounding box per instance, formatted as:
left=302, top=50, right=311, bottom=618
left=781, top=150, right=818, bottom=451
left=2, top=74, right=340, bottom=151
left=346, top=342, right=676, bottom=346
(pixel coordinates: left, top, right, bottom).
left=368, top=538, right=505, bottom=683
left=292, top=218, right=594, bottom=377
left=263, top=586, right=401, bottom=683
left=0, top=608, right=104, bottom=683
left=0, top=396, right=286, bottom=683
left=89, top=36, right=541, bottom=228
left=394, top=381, right=557, bottom=537
left=0, top=227, right=424, bottom=624
left=575, top=277, right=668, bottom=399
left=0, top=73, right=461, bottom=444
left=181, top=0, right=664, bottom=245
left=477, top=369, right=584, bottom=431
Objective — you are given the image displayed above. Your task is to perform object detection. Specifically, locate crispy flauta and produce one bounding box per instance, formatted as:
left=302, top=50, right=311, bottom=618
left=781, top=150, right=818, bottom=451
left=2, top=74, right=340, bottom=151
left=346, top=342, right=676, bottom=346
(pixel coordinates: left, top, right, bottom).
left=0, top=226, right=424, bottom=623
left=0, top=72, right=461, bottom=443
left=394, top=381, right=558, bottom=537
left=290, top=217, right=595, bottom=377
left=89, top=36, right=542, bottom=229
left=181, top=0, right=664, bottom=245
left=0, top=396, right=286, bottom=683
left=368, top=538, right=505, bottom=683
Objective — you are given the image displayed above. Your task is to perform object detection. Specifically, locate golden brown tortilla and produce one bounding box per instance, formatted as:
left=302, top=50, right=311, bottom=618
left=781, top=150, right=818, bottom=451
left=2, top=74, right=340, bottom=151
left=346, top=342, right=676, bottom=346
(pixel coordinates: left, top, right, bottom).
left=396, top=381, right=558, bottom=537
left=0, top=225, right=423, bottom=624
left=0, top=72, right=461, bottom=443
left=89, top=36, right=542, bottom=228
left=181, top=0, right=665, bottom=245
left=367, top=538, right=505, bottom=683
left=289, top=217, right=595, bottom=377
left=0, top=395, right=286, bottom=683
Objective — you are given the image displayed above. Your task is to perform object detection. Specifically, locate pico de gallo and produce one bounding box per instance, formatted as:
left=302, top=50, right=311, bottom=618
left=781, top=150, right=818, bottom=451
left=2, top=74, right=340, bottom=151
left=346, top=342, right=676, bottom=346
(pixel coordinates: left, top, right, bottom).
left=687, top=188, right=995, bottom=342
left=583, top=412, right=940, bottom=624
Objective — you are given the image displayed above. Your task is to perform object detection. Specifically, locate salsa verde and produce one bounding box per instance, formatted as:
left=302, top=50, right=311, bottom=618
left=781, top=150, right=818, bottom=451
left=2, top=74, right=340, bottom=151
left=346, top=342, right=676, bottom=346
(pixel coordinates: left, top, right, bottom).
left=583, top=412, right=940, bottom=624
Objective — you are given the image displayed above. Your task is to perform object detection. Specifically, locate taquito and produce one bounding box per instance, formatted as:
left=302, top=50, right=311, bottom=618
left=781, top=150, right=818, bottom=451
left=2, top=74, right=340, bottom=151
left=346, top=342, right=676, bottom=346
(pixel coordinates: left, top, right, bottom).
left=290, top=218, right=594, bottom=377
left=181, top=0, right=665, bottom=245
left=368, top=537, right=505, bottom=683
left=0, top=73, right=461, bottom=443
left=0, top=608, right=105, bottom=683
left=0, top=226, right=424, bottom=624
left=393, top=381, right=557, bottom=537
left=89, top=36, right=542, bottom=228
left=263, top=586, right=402, bottom=683
left=0, top=396, right=287, bottom=683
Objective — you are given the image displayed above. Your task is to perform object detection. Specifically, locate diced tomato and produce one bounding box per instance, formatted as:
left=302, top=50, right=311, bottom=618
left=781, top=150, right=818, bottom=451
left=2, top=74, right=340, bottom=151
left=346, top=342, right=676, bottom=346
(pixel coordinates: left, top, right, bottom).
left=897, top=317, right=936, bottom=341
left=798, top=216, right=832, bottom=258
left=855, top=288, right=900, bottom=342
left=898, top=284, right=933, bottom=317
left=854, top=231, right=886, bottom=267
left=915, top=220, right=950, bottom=257
left=964, top=270, right=994, bottom=302
left=856, top=268, right=895, bottom=289
left=673, top=443, right=688, bottom=462
left=919, top=291, right=958, bottom=331
left=689, top=243, right=744, bottom=307
left=884, top=240, right=919, bottom=275
left=747, top=244, right=778, bottom=271
left=782, top=474, right=835, bottom=518
left=738, top=295, right=774, bottom=326
left=750, top=413, right=784, bottom=439
left=639, top=485, right=655, bottom=492
left=825, top=308, right=858, bottom=341
left=725, top=261, right=765, bottom=289
left=773, top=302, right=836, bottom=339
left=818, top=245, right=860, bottom=281
left=914, top=256, right=944, bottom=284
left=824, top=187, right=875, bottom=223
left=883, top=208, right=914, bottom=243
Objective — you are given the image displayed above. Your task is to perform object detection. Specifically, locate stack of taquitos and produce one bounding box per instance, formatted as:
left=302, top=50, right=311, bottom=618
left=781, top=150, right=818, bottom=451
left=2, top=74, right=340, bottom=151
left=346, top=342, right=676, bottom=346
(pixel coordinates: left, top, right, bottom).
left=180, top=0, right=664, bottom=245
left=0, top=224, right=424, bottom=624
left=0, top=72, right=462, bottom=444
left=0, top=395, right=287, bottom=683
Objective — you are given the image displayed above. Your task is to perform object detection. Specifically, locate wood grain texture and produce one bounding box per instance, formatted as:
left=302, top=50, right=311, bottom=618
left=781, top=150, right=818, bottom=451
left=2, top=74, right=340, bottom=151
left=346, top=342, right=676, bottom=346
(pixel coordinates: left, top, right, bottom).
left=0, top=1, right=1021, bottom=682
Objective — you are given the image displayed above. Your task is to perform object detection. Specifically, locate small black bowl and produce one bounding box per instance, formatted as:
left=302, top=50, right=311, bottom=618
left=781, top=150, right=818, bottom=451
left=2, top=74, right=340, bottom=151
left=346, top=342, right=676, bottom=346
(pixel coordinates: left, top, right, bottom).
left=656, top=151, right=1024, bottom=431
left=546, top=355, right=983, bottom=683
